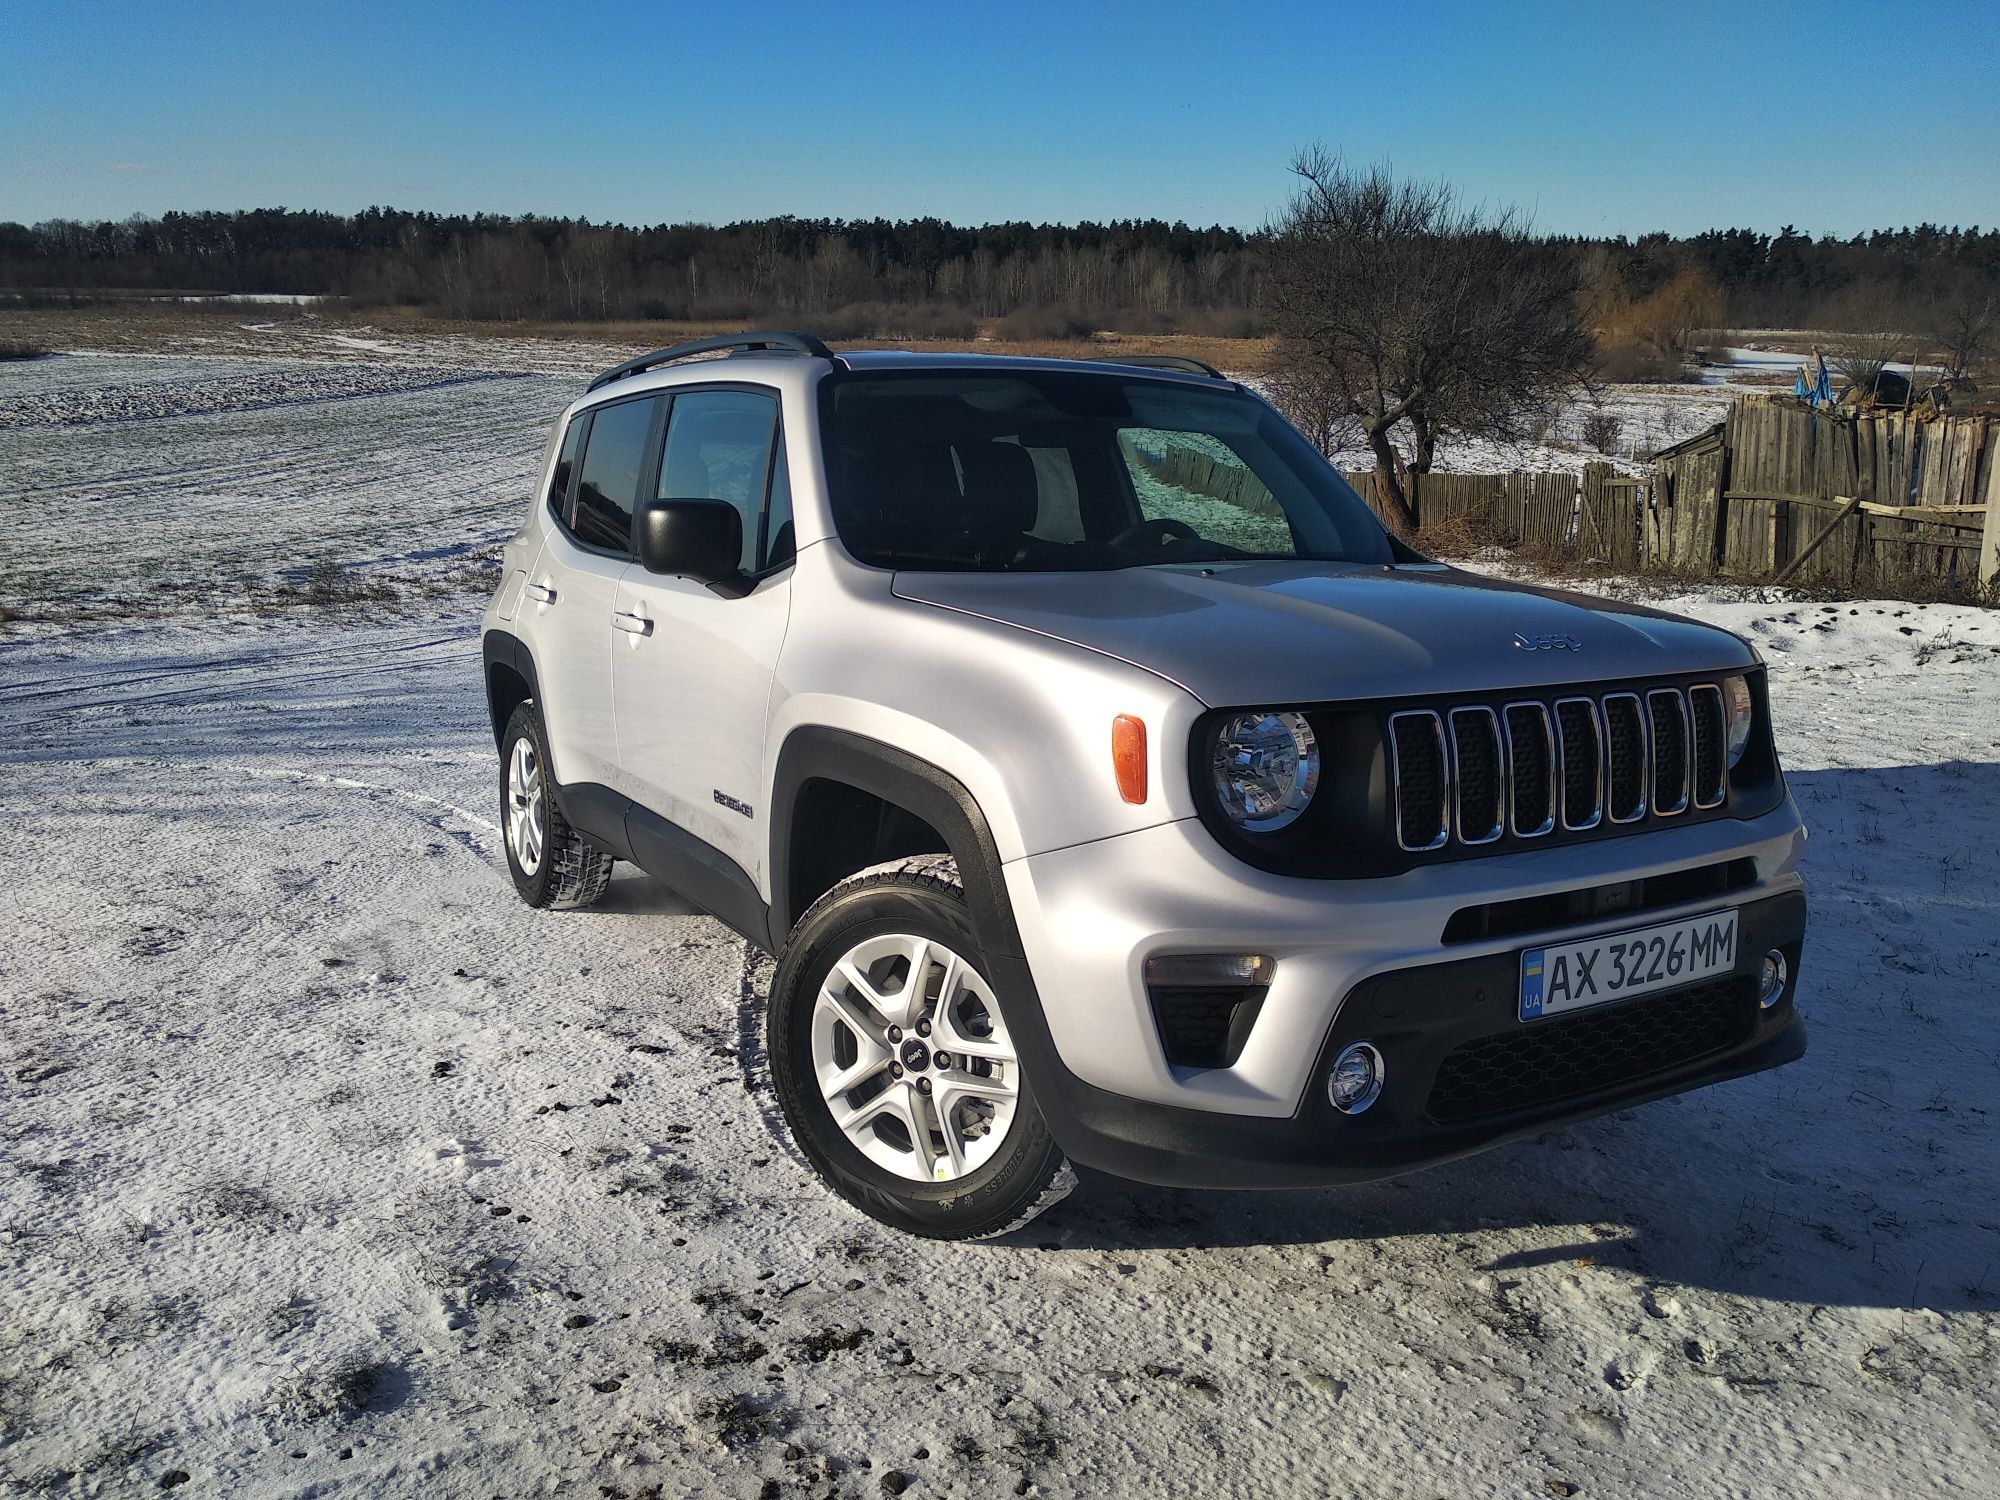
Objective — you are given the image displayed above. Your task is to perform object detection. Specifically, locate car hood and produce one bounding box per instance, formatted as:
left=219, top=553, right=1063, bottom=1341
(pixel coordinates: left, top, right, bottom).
left=891, top=562, right=1755, bottom=706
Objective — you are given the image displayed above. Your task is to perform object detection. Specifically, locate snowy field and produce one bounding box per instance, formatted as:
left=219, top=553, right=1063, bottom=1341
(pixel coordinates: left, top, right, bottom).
left=12, top=306, right=1764, bottom=478
left=2, top=349, right=1998, bottom=1497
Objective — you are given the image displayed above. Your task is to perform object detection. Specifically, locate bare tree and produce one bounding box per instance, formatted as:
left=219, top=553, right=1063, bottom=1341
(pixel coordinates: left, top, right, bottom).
left=1929, top=278, right=1997, bottom=380
left=1630, top=266, right=1726, bottom=365
left=1262, top=149, right=1594, bottom=533
left=1825, top=329, right=1909, bottom=402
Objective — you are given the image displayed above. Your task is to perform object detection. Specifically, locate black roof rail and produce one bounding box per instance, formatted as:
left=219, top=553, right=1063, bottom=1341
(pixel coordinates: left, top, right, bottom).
left=586, top=330, right=833, bottom=392
left=1092, top=353, right=1226, bottom=379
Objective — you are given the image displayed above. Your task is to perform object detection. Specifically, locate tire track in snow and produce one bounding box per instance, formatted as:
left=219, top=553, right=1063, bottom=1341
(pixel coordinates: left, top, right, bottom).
left=0, top=632, right=468, bottom=706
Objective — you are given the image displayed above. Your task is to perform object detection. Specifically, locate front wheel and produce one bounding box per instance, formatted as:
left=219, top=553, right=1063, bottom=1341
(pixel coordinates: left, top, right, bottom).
left=769, top=856, right=1071, bottom=1238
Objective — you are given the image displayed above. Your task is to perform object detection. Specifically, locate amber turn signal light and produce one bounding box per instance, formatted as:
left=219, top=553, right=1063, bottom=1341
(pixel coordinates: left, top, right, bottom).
left=1112, top=714, right=1148, bottom=804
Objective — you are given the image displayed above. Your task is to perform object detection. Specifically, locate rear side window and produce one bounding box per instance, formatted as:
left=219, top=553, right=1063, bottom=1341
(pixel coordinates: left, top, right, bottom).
left=658, top=389, right=780, bottom=573
left=546, top=415, right=585, bottom=524
left=570, top=395, right=661, bottom=553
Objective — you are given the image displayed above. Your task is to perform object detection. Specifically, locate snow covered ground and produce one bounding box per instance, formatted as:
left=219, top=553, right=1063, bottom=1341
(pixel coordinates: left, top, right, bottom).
left=0, top=353, right=572, bottom=623
left=3, top=350, right=1998, bottom=1497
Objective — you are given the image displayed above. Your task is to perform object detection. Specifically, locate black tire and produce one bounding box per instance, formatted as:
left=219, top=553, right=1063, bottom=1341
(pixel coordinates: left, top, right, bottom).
left=769, top=855, right=1072, bottom=1239
left=499, top=702, right=613, bottom=910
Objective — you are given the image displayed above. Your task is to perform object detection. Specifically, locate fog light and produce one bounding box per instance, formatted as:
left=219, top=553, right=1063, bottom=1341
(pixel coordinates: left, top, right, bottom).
left=1758, top=950, right=1788, bottom=1009
left=1327, top=1042, right=1385, bottom=1114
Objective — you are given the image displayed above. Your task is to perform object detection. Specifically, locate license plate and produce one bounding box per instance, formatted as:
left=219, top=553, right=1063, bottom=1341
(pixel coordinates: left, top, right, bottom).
left=1519, top=909, right=1738, bottom=1022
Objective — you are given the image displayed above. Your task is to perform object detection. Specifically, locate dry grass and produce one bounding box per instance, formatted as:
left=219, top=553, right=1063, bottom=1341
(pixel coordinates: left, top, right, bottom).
left=0, top=301, right=1279, bottom=373
left=1592, top=338, right=1697, bottom=383
left=1413, top=508, right=1516, bottom=558
left=1776, top=565, right=1999, bottom=609
left=1500, top=536, right=1997, bottom=607
left=1510, top=537, right=1719, bottom=591
left=377, top=305, right=1281, bottom=371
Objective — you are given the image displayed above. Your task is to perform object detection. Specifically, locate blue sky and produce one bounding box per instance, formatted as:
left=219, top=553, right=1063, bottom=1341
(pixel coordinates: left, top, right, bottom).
left=3, top=0, right=1995, bottom=235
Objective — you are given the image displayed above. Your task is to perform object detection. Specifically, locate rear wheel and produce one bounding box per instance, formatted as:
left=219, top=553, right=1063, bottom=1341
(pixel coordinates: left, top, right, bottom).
left=769, top=856, right=1071, bottom=1238
left=500, top=702, right=613, bottom=910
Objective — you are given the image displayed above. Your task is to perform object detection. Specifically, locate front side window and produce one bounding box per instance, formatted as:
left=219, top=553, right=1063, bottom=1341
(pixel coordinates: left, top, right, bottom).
left=819, top=371, right=1390, bottom=572
left=570, top=394, right=661, bottom=553
left=658, top=389, right=780, bottom=573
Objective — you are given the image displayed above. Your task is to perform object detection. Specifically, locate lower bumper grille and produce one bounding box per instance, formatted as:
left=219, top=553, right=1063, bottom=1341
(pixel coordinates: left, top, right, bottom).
left=1152, top=986, right=1266, bottom=1069
left=1425, top=976, right=1757, bottom=1123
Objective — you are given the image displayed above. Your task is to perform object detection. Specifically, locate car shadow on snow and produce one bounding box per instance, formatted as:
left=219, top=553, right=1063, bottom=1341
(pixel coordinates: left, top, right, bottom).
left=590, top=870, right=706, bottom=918
left=1029, top=762, right=2000, bottom=1315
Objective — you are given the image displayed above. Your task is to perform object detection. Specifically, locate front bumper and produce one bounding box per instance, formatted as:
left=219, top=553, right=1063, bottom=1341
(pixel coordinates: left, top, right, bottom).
left=1027, top=889, right=1805, bottom=1188
left=993, top=798, right=1810, bottom=1188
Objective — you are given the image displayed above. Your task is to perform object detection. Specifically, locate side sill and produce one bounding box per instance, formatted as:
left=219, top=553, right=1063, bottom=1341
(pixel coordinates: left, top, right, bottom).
left=625, top=800, right=776, bottom=952
left=549, top=779, right=775, bottom=952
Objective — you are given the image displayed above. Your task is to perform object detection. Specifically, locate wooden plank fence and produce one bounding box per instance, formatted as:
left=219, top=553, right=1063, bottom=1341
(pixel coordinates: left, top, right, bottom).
left=1652, top=397, right=1999, bottom=589
left=1348, top=465, right=1649, bottom=567
left=1338, top=395, right=2000, bottom=593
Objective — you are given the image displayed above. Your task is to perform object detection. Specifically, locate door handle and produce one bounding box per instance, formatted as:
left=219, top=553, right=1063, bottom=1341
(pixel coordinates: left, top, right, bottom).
left=525, top=582, right=557, bottom=604
left=612, top=610, right=654, bottom=637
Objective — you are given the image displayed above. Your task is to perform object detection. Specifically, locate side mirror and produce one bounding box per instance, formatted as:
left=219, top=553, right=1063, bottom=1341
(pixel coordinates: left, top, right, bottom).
left=636, top=499, right=742, bottom=586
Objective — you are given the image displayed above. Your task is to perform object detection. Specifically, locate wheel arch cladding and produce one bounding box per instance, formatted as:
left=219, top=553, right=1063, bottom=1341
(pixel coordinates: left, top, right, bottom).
left=769, top=728, right=1019, bottom=957
left=781, top=777, right=956, bottom=933
left=767, top=734, right=1102, bottom=1170
left=482, top=631, right=537, bottom=750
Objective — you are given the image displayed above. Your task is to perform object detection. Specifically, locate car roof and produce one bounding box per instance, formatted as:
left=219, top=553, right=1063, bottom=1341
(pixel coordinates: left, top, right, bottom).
left=830, top=349, right=1231, bottom=384
left=564, top=344, right=1238, bottom=421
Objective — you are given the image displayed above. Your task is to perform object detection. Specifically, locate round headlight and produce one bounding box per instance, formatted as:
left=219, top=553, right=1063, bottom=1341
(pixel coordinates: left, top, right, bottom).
left=1722, top=675, right=1754, bottom=767
left=1211, top=711, right=1320, bottom=832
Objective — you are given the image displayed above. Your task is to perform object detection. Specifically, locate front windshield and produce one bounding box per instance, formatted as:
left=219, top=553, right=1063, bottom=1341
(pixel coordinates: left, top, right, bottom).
left=819, top=369, right=1392, bottom=571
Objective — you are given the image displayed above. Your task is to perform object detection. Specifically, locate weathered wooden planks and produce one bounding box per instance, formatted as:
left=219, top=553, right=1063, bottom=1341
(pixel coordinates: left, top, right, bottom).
left=1659, top=398, right=1997, bottom=586
left=1337, top=396, right=1998, bottom=588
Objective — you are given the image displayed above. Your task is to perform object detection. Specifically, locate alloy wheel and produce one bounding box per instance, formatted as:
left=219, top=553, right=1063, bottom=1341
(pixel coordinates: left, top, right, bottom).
left=506, top=736, right=546, bottom=874
left=810, top=932, right=1020, bottom=1183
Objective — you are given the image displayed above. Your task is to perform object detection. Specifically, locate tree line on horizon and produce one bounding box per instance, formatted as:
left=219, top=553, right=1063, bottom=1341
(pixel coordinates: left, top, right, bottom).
left=2, top=207, right=1996, bottom=345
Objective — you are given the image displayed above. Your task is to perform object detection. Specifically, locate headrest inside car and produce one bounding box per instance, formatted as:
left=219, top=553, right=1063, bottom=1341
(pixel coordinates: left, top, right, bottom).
left=954, top=442, right=1039, bottom=535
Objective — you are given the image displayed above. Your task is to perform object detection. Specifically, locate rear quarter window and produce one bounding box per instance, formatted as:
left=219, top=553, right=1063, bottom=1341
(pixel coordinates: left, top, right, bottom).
left=546, top=415, right=585, bottom=525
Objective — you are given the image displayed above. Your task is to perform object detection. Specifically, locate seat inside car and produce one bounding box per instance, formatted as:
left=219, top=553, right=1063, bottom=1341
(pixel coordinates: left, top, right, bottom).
left=947, top=440, right=1041, bottom=563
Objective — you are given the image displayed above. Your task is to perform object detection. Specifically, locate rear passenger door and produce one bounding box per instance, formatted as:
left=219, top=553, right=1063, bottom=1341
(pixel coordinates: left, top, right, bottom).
left=530, top=392, right=662, bottom=791
left=612, top=386, right=793, bottom=880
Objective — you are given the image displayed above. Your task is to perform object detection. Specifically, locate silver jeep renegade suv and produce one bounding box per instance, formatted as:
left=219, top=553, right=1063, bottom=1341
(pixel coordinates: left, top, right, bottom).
left=480, top=331, right=1807, bottom=1238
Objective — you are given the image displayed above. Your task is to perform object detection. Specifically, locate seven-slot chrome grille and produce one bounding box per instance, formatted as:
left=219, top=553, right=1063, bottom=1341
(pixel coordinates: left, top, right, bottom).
left=1388, top=683, right=1729, bottom=853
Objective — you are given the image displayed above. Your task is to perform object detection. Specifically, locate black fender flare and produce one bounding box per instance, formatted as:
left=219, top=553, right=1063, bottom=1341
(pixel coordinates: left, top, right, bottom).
left=767, top=727, right=1102, bottom=1156
left=768, top=726, right=1017, bottom=949
left=481, top=629, right=641, bottom=872
left=481, top=629, right=542, bottom=753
